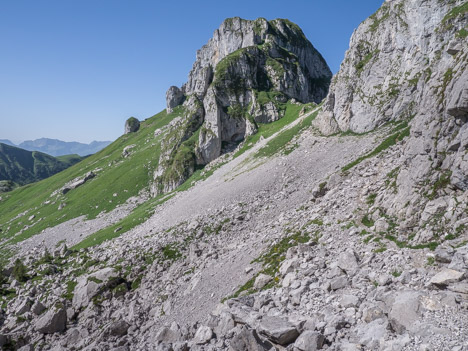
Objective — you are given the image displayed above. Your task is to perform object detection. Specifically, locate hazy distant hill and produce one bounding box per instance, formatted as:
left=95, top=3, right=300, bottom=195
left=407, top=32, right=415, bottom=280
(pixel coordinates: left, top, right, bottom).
left=17, top=138, right=111, bottom=156
left=0, top=143, right=84, bottom=188
left=0, top=139, right=15, bottom=146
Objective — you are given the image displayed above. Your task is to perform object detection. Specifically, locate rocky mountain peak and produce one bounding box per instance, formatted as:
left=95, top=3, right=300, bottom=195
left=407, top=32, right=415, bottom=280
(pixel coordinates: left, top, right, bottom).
left=154, top=17, right=332, bottom=195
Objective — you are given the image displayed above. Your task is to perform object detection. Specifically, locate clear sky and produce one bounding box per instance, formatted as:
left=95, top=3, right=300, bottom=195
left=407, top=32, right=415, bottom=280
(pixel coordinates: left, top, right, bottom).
left=0, top=0, right=383, bottom=144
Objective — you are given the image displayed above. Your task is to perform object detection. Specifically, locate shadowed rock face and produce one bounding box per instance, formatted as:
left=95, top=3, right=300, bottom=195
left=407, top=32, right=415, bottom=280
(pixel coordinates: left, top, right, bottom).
left=154, top=17, right=331, bottom=195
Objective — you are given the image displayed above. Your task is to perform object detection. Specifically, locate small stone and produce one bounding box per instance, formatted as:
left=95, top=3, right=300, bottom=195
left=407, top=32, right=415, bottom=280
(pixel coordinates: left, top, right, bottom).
left=330, top=276, right=348, bottom=290
left=194, top=325, right=213, bottom=344
left=109, top=320, right=129, bottom=336
left=294, top=330, right=325, bottom=351
left=31, top=301, right=46, bottom=315
left=254, top=274, right=273, bottom=290
left=340, top=294, right=359, bottom=308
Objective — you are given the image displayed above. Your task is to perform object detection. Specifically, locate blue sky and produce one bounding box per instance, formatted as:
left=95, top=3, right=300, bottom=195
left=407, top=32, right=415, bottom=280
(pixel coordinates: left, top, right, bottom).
left=0, top=0, right=383, bottom=144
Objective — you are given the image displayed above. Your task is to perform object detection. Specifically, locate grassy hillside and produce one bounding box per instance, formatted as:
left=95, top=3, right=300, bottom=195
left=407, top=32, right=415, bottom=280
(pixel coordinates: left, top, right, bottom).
left=0, top=109, right=178, bottom=254
left=0, top=143, right=84, bottom=186
left=0, top=103, right=315, bottom=259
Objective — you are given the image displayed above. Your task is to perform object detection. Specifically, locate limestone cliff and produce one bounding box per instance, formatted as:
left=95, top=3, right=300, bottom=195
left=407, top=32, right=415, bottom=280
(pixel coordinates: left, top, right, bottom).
left=315, top=0, right=467, bottom=244
left=153, top=17, right=331, bottom=195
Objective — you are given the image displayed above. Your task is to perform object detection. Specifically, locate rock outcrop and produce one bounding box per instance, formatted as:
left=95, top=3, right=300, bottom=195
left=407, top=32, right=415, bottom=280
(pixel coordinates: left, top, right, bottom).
left=124, top=117, right=140, bottom=134
left=152, top=17, right=331, bottom=195
left=166, top=86, right=185, bottom=114
left=314, top=0, right=468, bottom=244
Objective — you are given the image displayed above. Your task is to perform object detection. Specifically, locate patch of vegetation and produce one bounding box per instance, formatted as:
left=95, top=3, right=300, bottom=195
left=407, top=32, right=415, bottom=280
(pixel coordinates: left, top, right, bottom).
left=342, top=221, right=357, bottom=230
left=342, top=121, right=410, bottom=173
left=442, top=2, right=468, bottom=23
left=438, top=68, right=454, bottom=105
left=456, top=28, right=468, bottom=38
left=234, top=103, right=310, bottom=159
left=385, top=234, right=439, bottom=251
left=214, top=47, right=251, bottom=85
left=88, top=276, right=103, bottom=284
left=366, top=193, right=377, bottom=206
left=0, top=108, right=179, bottom=256
left=72, top=192, right=174, bottom=250
left=385, top=167, right=400, bottom=193
left=355, top=50, right=379, bottom=74
left=162, top=244, right=182, bottom=261
left=12, top=258, right=28, bottom=282
left=305, top=218, right=324, bottom=227
left=254, top=108, right=320, bottom=158
left=374, top=246, right=387, bottom=253
left=362, top=215, right=374, bottom=228
left=226, top=230, right=311, bottom=300
left=391, top=270, right=402, bottom=277
left=62, top=280, right=77, bottom=300
left=426, top=170, right=452, bottom=200
left=369, top=4, right=390, bottom=32
left=131, top=274, right=143, bottom=290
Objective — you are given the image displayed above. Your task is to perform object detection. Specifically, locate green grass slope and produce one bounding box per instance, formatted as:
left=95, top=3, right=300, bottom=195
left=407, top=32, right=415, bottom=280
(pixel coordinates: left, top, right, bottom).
left=0, top=109, right=177, bottom=252
left=0, top=143, right=84, bottom=186
left=0, top=102, right=316, bottom=258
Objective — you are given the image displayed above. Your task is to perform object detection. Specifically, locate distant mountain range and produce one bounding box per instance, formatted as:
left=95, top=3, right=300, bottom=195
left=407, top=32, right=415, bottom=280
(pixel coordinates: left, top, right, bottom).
left=0, top=143, right=85, bottom=190
left=0, top=138, right=112, bottom=157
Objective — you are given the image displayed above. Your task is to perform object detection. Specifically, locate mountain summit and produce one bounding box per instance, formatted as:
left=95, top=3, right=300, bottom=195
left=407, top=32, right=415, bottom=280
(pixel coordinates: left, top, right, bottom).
left=153, top=17, right=331, bottom=194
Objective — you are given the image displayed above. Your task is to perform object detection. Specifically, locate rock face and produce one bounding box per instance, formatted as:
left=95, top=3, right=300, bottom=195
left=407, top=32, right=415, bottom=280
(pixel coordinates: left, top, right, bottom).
left=152, top=17, right=331, bottom=195
left=314, top=0, right=468, bottom=244
left=124, top=117, right=140, bottom=134
left=315, top=0, right=467, bottom=134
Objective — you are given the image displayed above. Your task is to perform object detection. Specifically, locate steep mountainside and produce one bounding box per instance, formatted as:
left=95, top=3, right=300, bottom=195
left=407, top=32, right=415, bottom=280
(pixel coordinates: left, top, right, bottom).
left=0, top=4, right=467, bottom=351
left=18, top=138, right=112, bottom=157
left=153, top=17, right=331, bottom=195
left=315, top=0, right=468, bottom=246
left=0, top=143, right=84, bottom=187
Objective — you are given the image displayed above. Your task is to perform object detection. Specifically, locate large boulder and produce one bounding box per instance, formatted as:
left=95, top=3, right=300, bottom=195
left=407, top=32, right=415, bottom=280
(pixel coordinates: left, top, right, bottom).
left=230, top=326, right=273, bottom=351
left=35, top=306, right=67, bottom=334
left=72, top=267, right=121, bottom=309
left=388, top=291, right=422, bottom=334
left=166, top=86, right=185, bottom=114
left=429, top=269, right=464, bottom=287
left=257, top=316, right=299, bottom=345
left=124, top=117, right=140, bottom=134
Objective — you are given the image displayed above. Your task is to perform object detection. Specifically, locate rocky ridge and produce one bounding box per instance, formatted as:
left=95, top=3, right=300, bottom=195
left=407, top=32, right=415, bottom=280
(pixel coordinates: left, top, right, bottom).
left=152, top=17, right=331, bottom=195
